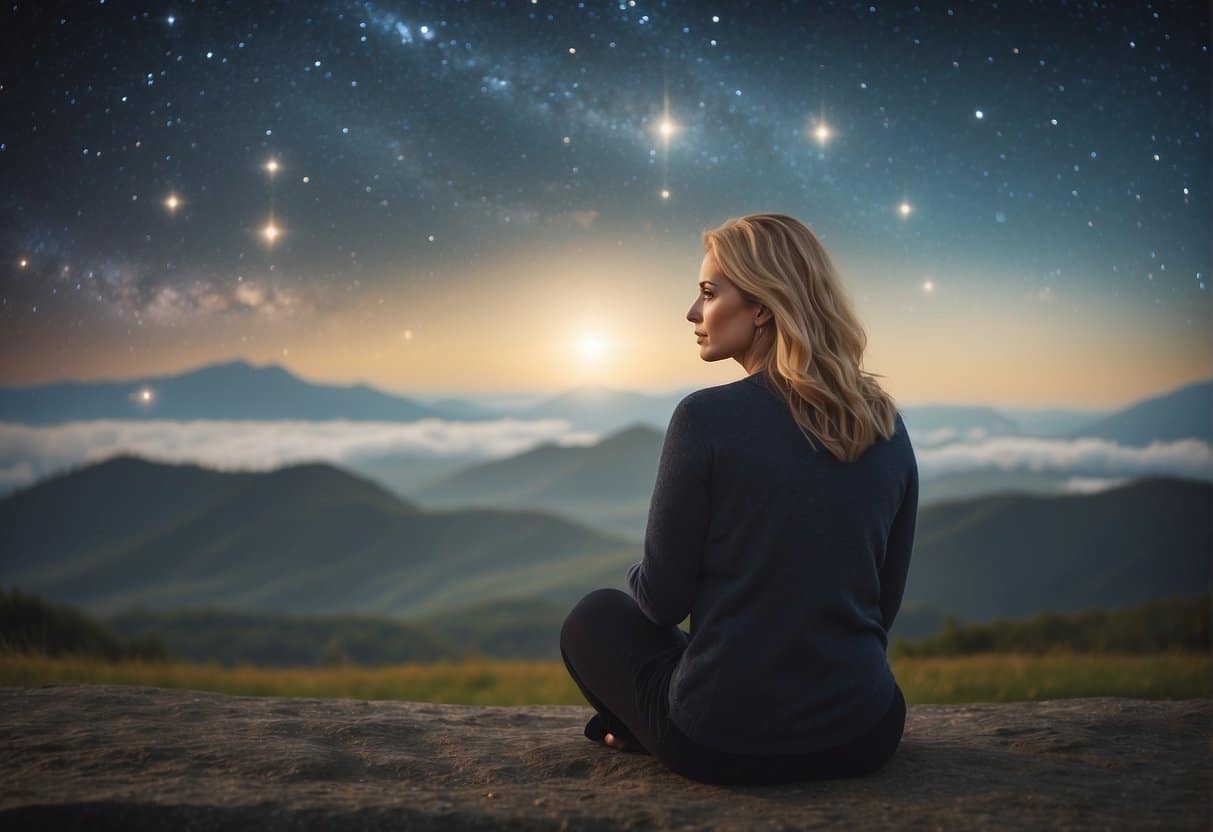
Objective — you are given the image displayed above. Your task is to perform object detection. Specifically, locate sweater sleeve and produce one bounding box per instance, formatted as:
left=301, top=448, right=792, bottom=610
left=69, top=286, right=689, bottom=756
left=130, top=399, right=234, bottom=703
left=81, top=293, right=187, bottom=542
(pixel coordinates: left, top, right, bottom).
left=879, top=453, right=918, bottom=634
left=626, top=398, right=711, bottom=628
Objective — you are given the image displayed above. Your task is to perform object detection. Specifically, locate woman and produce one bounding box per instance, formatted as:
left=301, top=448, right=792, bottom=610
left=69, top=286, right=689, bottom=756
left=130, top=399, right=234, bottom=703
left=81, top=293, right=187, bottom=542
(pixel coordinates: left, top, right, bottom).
left=559, top=212, right=919, bottom=786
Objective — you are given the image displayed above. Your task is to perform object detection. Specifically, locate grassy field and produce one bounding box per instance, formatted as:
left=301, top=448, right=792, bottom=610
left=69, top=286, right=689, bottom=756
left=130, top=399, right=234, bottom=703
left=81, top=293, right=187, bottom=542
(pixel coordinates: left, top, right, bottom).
left=1, top=649, right=1209, bottom=705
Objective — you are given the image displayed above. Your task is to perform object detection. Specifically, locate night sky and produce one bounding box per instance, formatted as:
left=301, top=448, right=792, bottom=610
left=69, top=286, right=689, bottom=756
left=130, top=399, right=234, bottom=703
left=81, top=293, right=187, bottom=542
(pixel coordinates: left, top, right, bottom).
left=2, top=0, right=1209, bottom=408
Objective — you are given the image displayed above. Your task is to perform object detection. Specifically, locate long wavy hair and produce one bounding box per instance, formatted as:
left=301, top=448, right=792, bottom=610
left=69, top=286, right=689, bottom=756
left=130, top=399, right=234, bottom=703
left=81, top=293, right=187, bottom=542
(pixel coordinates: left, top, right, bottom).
left=701, top=212, right=902, bottom=462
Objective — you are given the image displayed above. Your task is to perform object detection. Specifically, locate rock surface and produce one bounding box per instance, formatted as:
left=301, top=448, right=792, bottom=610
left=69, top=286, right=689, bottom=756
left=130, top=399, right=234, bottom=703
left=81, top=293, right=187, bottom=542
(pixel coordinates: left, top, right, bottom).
left=0, top=685, right=1208, bottom=830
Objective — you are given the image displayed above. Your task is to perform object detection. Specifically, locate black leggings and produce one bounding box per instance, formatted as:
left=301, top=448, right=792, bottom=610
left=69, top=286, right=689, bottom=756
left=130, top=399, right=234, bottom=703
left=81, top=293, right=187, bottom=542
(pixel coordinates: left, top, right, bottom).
left=559, top=587, right=906, bottom=786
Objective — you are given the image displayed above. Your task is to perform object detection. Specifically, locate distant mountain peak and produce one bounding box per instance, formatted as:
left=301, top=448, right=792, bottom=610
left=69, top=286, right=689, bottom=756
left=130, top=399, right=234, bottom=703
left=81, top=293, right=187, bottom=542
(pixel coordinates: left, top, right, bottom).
left=182, top=359, right=295, bottom=378
left=565, top=384, right=620, bottom=400
left=599, top=422, right=662, bottom=445
left=88, top=451, right=193, bottom=472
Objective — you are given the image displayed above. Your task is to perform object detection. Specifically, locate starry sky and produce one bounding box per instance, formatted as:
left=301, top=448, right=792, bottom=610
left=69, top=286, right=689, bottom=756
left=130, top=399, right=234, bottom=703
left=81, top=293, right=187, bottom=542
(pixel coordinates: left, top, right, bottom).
left=1, top=0, right=1209, bottom=409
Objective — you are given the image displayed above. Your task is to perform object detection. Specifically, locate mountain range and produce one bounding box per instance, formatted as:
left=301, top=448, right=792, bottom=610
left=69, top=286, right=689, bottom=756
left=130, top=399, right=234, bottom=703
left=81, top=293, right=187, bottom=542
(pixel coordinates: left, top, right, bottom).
left=0, top=359, right=695, bottom=431
left=1, top=455, right=1207, bottom=636
left=398, top=423, right=662, bottom=540
left=374, top=374, right=1213, bottom=539
left=0, top=361, right=462, bottom=424
left=3, top=360, right=1209, bottom=446
left=0, top=454, right=637, bottom=619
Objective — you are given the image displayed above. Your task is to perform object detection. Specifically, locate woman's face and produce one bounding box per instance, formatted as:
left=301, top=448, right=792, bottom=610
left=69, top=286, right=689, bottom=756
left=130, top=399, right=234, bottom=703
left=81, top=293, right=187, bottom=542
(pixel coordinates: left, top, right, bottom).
left=687, top=250, right=768, bottom=369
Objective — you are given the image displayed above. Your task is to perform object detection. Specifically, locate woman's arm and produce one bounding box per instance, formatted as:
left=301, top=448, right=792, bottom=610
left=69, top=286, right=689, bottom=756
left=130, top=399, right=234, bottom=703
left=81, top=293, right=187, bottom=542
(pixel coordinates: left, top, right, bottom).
left=627, top=397, right=711, bottom=628
left=879, top=455, right=918, bottom=634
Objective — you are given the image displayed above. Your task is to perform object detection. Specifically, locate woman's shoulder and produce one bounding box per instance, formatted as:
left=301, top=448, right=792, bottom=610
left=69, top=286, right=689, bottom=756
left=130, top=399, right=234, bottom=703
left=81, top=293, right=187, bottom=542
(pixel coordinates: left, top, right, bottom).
left=677, top=375, right=758, bottom=414
left=667, top=378, right=773, bottom=447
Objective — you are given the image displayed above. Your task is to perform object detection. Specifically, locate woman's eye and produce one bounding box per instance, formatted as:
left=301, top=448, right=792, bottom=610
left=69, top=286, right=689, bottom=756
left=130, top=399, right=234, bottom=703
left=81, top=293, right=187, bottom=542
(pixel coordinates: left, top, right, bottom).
left=701, top=291, right=713, bottom=298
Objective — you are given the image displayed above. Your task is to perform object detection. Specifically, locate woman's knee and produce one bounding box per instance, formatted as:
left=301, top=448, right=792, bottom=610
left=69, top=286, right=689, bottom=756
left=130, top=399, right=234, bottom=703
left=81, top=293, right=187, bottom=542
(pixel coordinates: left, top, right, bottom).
left=560, top=587, right=632, bottom=653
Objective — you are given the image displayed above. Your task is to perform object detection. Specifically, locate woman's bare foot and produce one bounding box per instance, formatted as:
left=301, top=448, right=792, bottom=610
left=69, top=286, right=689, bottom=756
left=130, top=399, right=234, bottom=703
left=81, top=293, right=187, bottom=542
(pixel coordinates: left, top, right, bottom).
left=603, top=731, right=633, bottom=751
left=584, top=715, right=647, bottom=753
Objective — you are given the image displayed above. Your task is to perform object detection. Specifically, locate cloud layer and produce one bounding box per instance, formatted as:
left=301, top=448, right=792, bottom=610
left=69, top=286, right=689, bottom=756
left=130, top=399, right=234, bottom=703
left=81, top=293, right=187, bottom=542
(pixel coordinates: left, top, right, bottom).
left=0, top=418, right=582, bottom=492
left=0, top=420, right=1209, bottom=496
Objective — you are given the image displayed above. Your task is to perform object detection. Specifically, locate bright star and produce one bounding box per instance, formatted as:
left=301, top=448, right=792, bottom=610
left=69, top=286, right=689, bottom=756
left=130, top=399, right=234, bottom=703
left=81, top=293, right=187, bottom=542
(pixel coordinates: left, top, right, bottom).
left=264, top=158, right=280, bottom=175
left=164, top=192, right=181, bottom=212
left=899, top=202, right=913, bottom=217
left=262, top=218, right=281, bottom=245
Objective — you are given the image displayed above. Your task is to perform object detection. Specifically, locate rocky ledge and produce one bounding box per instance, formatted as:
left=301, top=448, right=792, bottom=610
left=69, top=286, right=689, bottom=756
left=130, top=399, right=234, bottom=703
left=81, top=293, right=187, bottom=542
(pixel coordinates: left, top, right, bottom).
left=0, top=685, right=1208, bottom=830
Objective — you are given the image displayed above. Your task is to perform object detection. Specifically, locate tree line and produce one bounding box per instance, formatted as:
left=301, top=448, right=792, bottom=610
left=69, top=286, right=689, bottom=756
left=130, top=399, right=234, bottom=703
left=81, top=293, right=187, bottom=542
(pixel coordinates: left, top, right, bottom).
left=891, top=593, right=1209, bottom=657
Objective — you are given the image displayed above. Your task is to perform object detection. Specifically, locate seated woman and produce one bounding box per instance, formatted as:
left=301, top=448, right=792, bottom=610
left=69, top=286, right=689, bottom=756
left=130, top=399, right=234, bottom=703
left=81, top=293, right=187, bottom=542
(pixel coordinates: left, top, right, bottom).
left=559, top=212, right=919, bottom=786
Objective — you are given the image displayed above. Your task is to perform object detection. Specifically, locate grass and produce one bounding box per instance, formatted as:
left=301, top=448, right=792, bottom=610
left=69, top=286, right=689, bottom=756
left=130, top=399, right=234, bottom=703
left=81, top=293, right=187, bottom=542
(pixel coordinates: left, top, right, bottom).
left=1, top=649, right=1208, bottom=705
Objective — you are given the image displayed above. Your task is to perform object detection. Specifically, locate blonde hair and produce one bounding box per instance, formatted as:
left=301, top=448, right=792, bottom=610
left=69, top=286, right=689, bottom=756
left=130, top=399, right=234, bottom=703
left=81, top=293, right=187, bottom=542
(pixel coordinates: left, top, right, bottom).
left=701, top=212, right=902, bottom=462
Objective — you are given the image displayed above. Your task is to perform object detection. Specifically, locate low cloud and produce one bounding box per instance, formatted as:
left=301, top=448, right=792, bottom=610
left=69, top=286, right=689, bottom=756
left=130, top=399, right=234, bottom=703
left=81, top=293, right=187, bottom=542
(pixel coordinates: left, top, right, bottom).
left=1058, top=476, right=1138, bottom=495
left=0, top=421, right=1209, bottom=496
left=0, top=418, right=579, bottom=493
left=0, top=460, right=35, bottom=493
left=916, top=435, right=1212, bottom=479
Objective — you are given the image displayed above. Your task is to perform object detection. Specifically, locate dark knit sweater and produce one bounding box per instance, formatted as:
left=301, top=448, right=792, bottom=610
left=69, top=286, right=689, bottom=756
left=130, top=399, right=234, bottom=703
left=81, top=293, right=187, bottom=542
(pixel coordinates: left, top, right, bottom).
left=626, top=368, right=918, bottom=755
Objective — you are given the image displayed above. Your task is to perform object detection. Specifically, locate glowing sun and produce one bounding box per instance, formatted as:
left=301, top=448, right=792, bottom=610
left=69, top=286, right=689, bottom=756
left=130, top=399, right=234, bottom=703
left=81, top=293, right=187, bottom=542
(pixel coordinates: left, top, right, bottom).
left=577, top=334, right=608, bottom=364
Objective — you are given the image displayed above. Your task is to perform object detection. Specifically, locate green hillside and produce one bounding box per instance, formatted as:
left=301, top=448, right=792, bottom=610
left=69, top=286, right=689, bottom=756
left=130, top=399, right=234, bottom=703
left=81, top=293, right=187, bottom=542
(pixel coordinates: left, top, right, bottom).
left=3, top=455, right=1208, bottom=630
left=902, top=476, right=1210, bottom=621
left=406, top=423, right=664, bottom=540
left=0, top=454, right=637, bottom=617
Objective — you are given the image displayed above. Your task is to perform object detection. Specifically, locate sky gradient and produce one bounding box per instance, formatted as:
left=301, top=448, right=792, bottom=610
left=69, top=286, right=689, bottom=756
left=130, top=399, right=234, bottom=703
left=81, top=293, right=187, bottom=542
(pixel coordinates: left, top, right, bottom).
left=2, top=0, right=1209, bottom=409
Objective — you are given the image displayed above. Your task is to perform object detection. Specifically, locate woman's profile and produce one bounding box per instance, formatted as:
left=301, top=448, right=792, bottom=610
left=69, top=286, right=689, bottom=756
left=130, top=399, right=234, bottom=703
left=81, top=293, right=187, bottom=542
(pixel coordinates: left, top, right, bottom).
left=559, top=212, right=919, bottom=786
